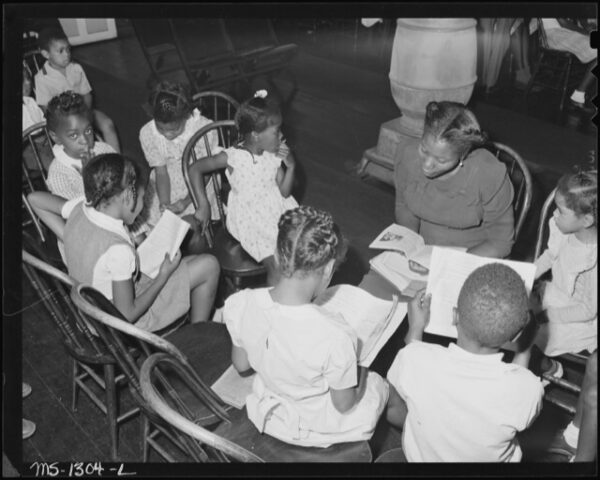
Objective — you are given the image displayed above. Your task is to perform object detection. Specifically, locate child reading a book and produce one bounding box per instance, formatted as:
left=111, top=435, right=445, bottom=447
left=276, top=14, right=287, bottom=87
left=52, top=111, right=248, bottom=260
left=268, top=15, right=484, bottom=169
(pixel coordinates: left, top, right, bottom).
left=386, top=263, right=544, bottom=462
left=139, top=81, right=221, bottom=227
left=34, top=27, right=120, bottom=153
left=223, top=206, right=396, bottom=447
left=28, top=153, right=220, bottom=332
left=189, top=89, right=298, bottom=284
left=528, top=169, right=597, bottom=379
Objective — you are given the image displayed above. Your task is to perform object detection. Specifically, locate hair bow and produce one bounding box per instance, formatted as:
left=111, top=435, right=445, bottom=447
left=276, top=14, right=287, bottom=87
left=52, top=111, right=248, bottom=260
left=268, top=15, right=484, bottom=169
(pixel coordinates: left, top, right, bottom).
left=254, top=89, right=268, bottom=99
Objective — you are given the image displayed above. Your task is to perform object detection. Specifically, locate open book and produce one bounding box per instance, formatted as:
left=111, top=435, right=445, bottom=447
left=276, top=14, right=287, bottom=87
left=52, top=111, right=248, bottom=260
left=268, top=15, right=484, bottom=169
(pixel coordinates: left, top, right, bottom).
left=314, top=284, right=407, bottom=367
left=137, top=210, right=190, bottom=279
left=425, top=247, right=537, bottom=339
left=211, top=365, right=256, bottom=410
left=370, top=224, right=434, bottom=274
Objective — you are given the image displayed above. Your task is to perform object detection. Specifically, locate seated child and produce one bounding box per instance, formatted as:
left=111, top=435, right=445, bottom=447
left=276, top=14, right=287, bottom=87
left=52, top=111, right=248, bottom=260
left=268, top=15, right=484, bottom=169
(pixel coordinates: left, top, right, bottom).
left=530, top=169, right=597, bottom=378
left=190, top=89, right=298, bottom=284
left=22, top=64, right=52, bottom=171
left=223, top=206, right=394, bottom=447
left=29, top=153, right=220, bottom=332
left=34, top=26, right=120, bottom=152
left=139, top=81, right=221, bottom=227
left=386, top=263, right=544, bottom=462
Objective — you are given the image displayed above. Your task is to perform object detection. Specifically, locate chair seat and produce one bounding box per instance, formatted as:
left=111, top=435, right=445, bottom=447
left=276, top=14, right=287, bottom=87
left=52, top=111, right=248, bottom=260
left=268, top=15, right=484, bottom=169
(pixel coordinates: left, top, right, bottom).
left=209, top=226, right=267, bottom=278
left=213, top=407, right=372, bottom=462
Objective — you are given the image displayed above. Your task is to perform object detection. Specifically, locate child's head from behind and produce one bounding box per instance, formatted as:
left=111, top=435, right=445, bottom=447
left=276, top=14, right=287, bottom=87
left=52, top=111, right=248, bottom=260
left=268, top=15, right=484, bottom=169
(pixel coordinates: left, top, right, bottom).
left=554, top=170, right=597, bottom=234
left=47, top=91, right=94, bottom=160
left=38, top=27, right=71, bottom=70
left=148, top=81, right=192, bottom=140
left=83, top=153, right=148, bottom=225
left=456, top=263, right=529, bottom=349
left=276, top=206, right=347, bottom=293
left=235, top=90, right=282, bottom=153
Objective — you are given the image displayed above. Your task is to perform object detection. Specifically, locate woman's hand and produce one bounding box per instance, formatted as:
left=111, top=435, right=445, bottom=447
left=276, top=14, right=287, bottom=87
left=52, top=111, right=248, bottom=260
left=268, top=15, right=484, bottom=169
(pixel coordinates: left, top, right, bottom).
left=157, top=250, right=182, bottom=280
left=405, top=289, right=431, bottom=343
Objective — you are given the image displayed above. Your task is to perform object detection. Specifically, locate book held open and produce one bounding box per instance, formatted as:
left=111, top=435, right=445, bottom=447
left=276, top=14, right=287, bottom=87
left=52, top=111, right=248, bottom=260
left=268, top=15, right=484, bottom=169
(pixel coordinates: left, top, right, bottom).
left=136, top=210, right=190, bottom=279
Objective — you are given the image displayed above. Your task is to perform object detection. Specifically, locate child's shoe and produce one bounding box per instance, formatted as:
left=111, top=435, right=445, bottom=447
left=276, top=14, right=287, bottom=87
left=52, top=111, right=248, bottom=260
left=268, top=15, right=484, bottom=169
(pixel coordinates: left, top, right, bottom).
left=541, top=359, right=564, bottom=387
left=23, top=419, right=36, bottom=440
left=22, top=382, right=32, bottom=398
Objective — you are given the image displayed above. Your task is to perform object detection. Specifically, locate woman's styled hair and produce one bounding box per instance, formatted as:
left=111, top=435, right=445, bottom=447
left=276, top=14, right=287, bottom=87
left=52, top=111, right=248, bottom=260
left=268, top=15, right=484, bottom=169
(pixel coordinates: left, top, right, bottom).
left=235, top=91, right=282, bottom=137
left=83, top=153, right=148, bottom=212
left=423, top=101, right=488, bottom=160
left=557, top=167, right=598, bottom=226
left=46, top=91, right=91, bottom=131
left=457, top=263, right=529, bottom=348
left=148, top=81, right=192, bottom=124
left=275, top=206, right=347, bottom=278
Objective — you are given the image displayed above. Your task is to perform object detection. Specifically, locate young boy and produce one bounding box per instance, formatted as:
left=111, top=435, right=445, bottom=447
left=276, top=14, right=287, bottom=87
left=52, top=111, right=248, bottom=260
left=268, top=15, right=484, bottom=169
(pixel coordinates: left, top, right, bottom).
left=33, top=26, right=120, bottom=153
left=386, top=263, right=544, bottom=462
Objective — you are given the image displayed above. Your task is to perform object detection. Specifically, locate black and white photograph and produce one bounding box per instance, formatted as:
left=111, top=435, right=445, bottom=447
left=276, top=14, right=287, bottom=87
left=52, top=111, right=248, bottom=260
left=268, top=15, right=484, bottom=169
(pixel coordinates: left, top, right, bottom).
left=3, top=2, right=597, bottom=476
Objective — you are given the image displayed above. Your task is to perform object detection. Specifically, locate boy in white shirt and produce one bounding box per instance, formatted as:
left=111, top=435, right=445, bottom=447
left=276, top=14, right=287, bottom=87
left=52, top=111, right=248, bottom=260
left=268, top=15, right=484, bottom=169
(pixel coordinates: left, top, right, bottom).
left=386, top=263, right=544, bottom=462
left=34, top=26, right=120, bottom=153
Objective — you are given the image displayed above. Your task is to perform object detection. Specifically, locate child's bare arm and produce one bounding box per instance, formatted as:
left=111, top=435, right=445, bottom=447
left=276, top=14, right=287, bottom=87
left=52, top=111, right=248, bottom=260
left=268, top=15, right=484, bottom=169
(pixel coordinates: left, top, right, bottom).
left=154, top=166, right=172, bottom=210
left=112, top=251, right=181, bottom=322
left=189, top=152, right=228, bottom=228
left=276, top=142, right=295, bottom=197
left=329, top=365, right=369, bottom=413
left=27, top=191, right=68, bottom=241
left=231, top=345, right=254, bottom=375
left=405, top=289, right=431, bottom=343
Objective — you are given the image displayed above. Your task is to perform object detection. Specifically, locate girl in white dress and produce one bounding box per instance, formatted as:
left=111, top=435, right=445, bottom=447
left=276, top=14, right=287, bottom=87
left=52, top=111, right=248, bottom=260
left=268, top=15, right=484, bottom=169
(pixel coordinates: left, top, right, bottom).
left=189, top=90, right=298, bottom=283
left=223, top=206, right=391, bottom=447
left=139, top=81, right=221, bottom=226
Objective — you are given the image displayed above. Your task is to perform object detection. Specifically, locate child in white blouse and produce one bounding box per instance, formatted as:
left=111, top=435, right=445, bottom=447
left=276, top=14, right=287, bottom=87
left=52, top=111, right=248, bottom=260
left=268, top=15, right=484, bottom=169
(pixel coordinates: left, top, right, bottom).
left=224, top=206, right=394, bottom=447
left=529, top=169, right=597, bottom=379
left=139, top=81, right=220, bottom=227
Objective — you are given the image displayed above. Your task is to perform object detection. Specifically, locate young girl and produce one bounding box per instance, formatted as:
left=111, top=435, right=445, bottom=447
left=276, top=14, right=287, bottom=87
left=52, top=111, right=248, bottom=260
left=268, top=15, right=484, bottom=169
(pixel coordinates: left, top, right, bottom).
left=189, top=90, right=298, bottom=283
left=223, top=206, right=391, bottom=447
left=139, top=81, right=221, bottom=227
left=29, top=153, right=220, bottom=332
left=45, top=91, right=115, bottom=200
left=531, top=169, right=597, bottom=377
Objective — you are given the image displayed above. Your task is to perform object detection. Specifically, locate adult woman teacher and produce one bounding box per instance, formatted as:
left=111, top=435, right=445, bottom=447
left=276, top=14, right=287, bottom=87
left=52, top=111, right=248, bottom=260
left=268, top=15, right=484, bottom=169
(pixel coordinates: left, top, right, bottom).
left=394, top=101, right=514, bottom=258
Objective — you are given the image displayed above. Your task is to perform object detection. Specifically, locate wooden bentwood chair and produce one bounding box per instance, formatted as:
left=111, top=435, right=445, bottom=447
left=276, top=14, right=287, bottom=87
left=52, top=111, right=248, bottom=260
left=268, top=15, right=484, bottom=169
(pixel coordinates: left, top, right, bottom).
left=182, top=120, right=267, bottom=294
left=21, top=233, right=139, bottom=460
left=192, top=90, right=240, bottom=123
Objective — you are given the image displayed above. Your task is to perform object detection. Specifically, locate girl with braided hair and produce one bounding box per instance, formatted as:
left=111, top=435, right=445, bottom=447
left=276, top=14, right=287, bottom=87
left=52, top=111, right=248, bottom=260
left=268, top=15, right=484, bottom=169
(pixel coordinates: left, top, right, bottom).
left=189, top=90, right=298, bottom=284
left=394, top=100, right=515, bottom=258
left=29, top=153, right=220, bottom=332
left=139, top=81, right=221, bottom=227
left=528, top=167, right=597, bottom=379
left=223, top=206, right=392, bottom=447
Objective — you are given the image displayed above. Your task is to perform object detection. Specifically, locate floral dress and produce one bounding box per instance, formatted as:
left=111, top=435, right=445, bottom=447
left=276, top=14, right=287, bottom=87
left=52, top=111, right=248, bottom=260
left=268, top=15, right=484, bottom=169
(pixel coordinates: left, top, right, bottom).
left=224, top=147, right=298, bottom=262
left=139, top=108, right=221, bottom=226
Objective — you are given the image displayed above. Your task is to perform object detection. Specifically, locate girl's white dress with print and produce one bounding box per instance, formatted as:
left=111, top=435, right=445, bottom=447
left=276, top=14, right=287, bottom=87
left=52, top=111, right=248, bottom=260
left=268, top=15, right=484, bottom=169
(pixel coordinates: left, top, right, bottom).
left=225, top=147, right=298, bottom=262
left=139, top=108, right=221, bottom=226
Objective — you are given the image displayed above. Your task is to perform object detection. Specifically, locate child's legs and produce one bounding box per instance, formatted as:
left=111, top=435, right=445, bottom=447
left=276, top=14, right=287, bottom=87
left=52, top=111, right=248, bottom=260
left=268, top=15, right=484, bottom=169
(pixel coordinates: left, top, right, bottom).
left=92, top=109, right=120, bottom=153
left=574, top=351, right=597, bottom=461
left=574, top=350, right=597, bottom=428
left=262, top=255, right=279, bottom=287
left=183, top=254, right=220, bottom=323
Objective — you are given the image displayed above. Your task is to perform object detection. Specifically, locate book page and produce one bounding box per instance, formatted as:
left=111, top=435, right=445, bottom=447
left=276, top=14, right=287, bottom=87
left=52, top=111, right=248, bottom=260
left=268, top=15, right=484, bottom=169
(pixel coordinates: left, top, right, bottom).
left=314, top=284, right=406, bottom=366
left=211, top=365, right=255, bottom=409
left=369, top=224, right=425, bottom=257
left=425, top=247, right=537, bottom=338
left=137, top=210, right=190, bottom=279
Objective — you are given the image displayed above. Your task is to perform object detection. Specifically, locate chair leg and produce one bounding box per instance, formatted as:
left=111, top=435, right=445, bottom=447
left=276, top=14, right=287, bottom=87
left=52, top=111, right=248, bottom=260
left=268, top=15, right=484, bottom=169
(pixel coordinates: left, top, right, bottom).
left=71, top=360, right=79, bottom=412
left=557, top=57, right=572, bottom=122
left=104, top=364, right=119, bottom=461
left=141, top=414, right=150, bottom=462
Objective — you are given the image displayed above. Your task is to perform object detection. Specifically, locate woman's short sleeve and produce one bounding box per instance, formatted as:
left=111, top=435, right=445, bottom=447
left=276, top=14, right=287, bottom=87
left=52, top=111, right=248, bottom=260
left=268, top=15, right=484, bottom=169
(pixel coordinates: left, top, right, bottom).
left=104, top=244, right=137, bottom=281
left=322, top=328, right=358, bottom=390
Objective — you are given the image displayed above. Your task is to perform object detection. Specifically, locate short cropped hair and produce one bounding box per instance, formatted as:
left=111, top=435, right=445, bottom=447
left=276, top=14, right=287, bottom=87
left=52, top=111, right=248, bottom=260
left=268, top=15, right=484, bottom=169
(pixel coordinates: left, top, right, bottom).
left=38, top=26, right=69, bottom=52
left=557, top=169, right=597, bottom=226
left=276, top=206, right=347, bottom=278
left=457, top=263, right=529, bottom=347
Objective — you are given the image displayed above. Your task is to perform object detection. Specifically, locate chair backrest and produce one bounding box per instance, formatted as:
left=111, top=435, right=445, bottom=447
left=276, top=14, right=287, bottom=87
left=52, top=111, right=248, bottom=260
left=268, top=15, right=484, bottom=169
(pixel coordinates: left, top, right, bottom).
left=182, top=120, right=239, bottom=228
left=70, top=283, right=230, bottom=424
left=192, top=91, right=239, bottom=123
left=140, top=352, right=264, bottom=462
left=22, top=121, right=54, bottom=188
left=21, top=233, right=111, bottom=365
left=534, top=187, right=557, bottom=261
left=536, top=18, right=551, bottom=50
left=484, top=142, right=533, bottom=241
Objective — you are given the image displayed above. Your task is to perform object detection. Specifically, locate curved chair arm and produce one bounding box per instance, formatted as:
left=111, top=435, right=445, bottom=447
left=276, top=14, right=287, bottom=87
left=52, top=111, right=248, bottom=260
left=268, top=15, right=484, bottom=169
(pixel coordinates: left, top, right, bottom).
left=141, top=352, right=264, bottom=463
left=534, top=188, right=557, bottom=261
left=22, top=250, right=74, bottom=287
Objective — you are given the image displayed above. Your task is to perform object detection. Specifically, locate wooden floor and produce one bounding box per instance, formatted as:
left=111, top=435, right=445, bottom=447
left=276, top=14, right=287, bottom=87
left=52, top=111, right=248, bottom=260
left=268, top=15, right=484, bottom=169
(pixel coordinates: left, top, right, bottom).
left=9, top=19, right=597, bottom=471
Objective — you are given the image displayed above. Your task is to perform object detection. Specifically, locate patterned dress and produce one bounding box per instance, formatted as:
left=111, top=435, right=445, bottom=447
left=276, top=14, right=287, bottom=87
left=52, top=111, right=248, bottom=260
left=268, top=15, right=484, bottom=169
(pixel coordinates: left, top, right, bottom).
left=224, top=147, right=298, bottom=262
